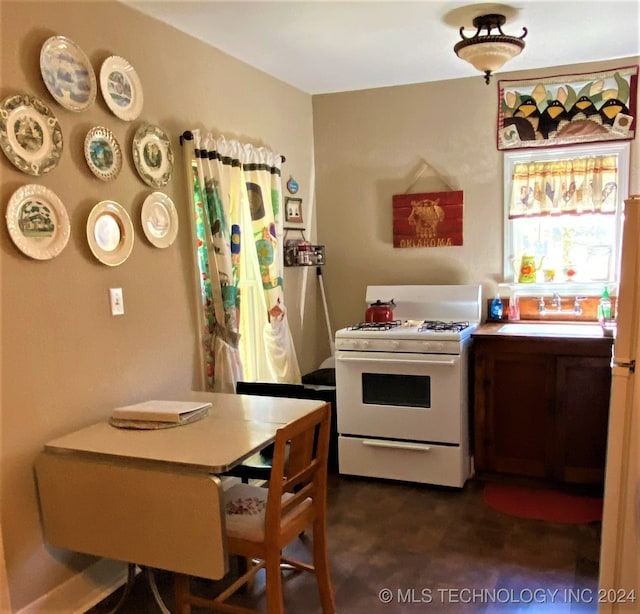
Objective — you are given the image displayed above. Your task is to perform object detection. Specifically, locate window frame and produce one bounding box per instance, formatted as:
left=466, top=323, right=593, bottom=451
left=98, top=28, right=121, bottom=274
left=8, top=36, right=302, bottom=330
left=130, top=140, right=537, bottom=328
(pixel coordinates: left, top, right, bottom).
left=502, top=142, right=631, bottom=291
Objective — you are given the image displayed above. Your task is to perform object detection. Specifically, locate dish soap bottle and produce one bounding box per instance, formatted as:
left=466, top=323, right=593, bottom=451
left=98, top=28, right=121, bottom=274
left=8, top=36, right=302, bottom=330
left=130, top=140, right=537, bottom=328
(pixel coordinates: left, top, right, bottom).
left=490, top=294, right=504, bottom=321
left=598, top=287, right=612, bottom=321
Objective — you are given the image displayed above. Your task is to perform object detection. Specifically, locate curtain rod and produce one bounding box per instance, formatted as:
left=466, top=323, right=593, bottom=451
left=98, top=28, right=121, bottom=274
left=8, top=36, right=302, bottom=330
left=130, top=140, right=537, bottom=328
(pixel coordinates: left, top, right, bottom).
left=179, top=130, right=286, bottom=163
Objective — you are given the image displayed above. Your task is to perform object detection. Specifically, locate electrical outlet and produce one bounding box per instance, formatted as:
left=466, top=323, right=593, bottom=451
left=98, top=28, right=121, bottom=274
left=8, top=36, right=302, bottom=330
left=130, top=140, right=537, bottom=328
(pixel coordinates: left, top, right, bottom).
left=109, top=288, right=124, bottom=316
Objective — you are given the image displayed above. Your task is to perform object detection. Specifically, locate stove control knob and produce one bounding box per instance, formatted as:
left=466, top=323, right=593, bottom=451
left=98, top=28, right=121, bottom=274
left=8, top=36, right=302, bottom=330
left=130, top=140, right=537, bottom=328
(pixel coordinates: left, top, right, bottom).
left=435, top=342, right=445, bottom=351
left=359, top=340, right=370, bottom=350
left=391, top=341, right=401, bottom=350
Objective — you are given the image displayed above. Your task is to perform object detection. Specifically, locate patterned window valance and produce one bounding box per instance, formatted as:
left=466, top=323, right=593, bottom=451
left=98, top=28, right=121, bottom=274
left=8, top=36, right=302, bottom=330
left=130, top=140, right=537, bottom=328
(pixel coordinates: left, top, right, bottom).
left=508, top=155, right=618, bottom=219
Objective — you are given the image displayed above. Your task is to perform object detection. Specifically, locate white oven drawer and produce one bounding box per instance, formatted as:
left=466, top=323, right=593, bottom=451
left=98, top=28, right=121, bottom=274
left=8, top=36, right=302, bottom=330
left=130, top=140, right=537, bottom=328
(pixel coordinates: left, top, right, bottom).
left=338, top=435, right=470, bottom=488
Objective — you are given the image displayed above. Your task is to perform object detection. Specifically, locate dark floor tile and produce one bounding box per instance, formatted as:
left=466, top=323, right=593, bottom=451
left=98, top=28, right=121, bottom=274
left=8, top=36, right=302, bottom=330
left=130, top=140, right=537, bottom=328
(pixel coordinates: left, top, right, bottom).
left=89, top=475, right=602, bottom=613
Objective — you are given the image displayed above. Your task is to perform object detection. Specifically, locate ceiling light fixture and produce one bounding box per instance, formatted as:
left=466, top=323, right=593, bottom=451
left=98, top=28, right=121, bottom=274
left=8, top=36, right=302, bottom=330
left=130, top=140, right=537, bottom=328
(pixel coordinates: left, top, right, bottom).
left=454, top=13, right=527, bottom=85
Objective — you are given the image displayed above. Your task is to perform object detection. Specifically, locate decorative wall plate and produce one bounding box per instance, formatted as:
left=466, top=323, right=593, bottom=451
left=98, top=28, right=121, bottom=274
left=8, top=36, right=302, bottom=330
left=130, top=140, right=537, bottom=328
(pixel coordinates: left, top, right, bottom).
left=0, top=93, right=63, bottom=176
left=132, top=124, right=173, bottom=187
left=40, top=36, right=97, bottom=112
left=6, top=184, right=70, bottom=259
left=99, top=55, right=143, bottom=121
left=86, top=200, right=134, bottom=266
left=84, top=126, right=122, bottom=181
left=141, top=191, right=178, bottom=248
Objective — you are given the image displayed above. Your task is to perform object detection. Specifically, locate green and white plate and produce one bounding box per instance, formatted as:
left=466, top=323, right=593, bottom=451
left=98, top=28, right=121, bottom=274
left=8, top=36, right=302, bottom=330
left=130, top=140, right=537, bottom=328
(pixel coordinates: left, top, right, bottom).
left=0, top=93, right=63, bottom=176
left=132, top=124, right=173, bottom=187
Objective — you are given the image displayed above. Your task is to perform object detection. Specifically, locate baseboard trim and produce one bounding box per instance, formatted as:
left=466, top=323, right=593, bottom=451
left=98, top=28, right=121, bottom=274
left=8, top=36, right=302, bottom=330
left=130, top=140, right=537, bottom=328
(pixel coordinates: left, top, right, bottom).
left=16, top=558, right=129, bottom=614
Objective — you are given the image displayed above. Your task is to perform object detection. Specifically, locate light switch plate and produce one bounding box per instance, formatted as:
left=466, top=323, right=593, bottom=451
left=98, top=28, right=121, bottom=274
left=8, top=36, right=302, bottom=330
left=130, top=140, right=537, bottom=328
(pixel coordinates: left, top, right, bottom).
left=109, top=288, right=124, bottom=316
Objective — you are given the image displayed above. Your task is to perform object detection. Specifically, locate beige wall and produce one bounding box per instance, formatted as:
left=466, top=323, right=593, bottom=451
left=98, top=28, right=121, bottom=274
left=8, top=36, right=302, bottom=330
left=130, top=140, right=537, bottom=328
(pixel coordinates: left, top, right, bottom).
left=313, top=59, right=640, bottom=330
left=2, top=0, right=639, bottom=610
left=0, top=1, right=316, bottom=610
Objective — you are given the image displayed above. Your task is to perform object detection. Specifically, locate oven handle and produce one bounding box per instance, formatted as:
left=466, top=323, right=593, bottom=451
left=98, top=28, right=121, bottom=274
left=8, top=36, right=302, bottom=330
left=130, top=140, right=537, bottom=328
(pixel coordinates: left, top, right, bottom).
left=336, top=356, right=455, bottom=366
left=362, top=439, right=432, bottom=452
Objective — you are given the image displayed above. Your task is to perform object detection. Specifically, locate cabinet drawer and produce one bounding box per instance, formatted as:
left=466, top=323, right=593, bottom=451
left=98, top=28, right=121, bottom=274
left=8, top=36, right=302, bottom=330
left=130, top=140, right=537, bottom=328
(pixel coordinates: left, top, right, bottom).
left=338, top=436, right=470, bottom=488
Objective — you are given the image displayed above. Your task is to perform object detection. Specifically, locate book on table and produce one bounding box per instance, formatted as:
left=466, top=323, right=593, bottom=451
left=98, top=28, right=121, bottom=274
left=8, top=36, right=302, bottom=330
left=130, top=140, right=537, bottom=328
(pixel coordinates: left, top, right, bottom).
left=110, top=400, right=211, bottom=428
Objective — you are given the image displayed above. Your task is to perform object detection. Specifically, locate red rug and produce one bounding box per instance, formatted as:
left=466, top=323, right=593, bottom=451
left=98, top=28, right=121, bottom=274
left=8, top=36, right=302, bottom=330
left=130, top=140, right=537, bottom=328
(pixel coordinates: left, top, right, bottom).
left=483, top=483, right=603, bottom=524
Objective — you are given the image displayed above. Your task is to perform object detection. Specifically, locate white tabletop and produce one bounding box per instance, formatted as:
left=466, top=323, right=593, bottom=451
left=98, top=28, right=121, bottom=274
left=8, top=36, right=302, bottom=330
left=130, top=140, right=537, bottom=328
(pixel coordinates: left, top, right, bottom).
left=44, top=392, right=326, bottom=473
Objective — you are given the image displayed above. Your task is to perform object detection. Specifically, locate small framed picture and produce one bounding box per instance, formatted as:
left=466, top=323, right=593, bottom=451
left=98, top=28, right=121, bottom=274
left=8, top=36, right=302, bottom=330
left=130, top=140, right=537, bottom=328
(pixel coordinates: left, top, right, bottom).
left=285, top=197, right=303, bottom=223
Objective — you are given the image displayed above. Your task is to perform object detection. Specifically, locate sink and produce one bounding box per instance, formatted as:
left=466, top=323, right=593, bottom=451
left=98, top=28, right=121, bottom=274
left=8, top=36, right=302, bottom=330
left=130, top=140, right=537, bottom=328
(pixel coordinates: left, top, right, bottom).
left=498, top=323, right=603, bottom=336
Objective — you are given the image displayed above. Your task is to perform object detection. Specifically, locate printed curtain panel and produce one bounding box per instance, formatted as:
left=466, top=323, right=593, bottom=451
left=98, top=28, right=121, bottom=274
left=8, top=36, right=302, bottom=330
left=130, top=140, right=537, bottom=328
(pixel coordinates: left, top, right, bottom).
left=508, top=154, right=619, bottom=219
left=498, top=66, right=637, bottom=150
left=186, top=161, right=217, bottom=390
left=182, top=130, right=301, bottom=392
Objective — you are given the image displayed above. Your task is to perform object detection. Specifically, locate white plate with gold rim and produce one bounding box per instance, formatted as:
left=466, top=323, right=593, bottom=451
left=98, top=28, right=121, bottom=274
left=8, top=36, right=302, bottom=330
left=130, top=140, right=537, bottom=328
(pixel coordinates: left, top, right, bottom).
left=86, top=200, right=134, bottom=266
left=141, top=191, right=178, bottom=248
left=100, top=55, right=143, bottom=121
left=6, top=184, right=70, bottom=259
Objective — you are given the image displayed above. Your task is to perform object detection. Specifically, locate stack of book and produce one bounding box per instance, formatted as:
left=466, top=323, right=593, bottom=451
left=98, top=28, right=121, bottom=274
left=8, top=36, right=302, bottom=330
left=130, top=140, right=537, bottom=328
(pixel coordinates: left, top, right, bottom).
left=109, top=400, right=211, bottom=429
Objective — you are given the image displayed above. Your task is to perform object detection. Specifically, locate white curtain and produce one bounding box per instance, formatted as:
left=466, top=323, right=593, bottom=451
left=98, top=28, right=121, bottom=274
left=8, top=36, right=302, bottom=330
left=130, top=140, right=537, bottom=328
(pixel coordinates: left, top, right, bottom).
left=183, top=129, right=301, bottom=391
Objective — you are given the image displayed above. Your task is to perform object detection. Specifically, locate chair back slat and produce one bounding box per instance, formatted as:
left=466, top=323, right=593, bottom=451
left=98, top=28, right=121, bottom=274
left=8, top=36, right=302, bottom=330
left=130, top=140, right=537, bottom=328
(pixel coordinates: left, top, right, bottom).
left=264, top=403, right=331, bottom=536
left=280, top=481, right=315, bottom=517
left=283, top=459, right=319, bottom=494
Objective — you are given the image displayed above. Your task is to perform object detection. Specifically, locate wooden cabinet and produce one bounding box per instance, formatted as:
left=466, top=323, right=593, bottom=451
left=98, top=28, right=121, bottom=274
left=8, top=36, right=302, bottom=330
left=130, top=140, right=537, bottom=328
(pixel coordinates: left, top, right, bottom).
left=473, top=330, right=613, bottom=485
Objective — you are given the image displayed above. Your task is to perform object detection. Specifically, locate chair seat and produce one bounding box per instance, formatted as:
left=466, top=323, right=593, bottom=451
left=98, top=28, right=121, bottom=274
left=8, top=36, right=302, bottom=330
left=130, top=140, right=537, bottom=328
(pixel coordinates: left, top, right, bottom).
left=224, top=482, right=311, bottom=542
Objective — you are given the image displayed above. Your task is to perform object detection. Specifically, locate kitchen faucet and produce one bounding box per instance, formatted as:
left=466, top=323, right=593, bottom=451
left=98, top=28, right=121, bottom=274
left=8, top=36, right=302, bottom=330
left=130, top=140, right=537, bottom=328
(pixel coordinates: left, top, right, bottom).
left=539, top=294, right=586, bottom=315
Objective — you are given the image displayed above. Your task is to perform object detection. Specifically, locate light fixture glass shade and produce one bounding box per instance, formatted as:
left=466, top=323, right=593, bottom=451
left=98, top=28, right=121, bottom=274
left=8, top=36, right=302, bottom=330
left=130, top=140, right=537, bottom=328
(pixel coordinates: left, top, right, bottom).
left=456, top=41, right=523, bottom=74
left=454, top=14, right=527, bottom=84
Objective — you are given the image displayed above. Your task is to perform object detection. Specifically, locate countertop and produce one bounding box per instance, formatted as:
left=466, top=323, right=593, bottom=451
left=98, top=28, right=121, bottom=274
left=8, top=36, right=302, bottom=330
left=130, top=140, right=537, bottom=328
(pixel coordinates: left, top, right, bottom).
left=473, top=321, right=614, bottom=341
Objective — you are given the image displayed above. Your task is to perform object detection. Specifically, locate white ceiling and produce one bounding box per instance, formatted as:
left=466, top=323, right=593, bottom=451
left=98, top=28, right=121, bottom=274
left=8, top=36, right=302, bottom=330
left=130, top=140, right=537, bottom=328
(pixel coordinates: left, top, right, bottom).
left=123, top=1, right=640, bottom=94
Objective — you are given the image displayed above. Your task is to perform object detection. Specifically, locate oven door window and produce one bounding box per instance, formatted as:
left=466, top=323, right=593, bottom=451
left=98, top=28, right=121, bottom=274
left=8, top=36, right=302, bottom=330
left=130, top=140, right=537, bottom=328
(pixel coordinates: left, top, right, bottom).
left=362, top=373, right=430, bottom=408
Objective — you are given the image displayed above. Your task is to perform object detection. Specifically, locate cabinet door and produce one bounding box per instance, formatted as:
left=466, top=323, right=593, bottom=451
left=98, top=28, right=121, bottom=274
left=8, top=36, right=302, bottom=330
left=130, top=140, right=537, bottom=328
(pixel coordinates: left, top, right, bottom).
left=555, top=355, right=611, bottom=484
left=476, top=349, right=555, bottom=478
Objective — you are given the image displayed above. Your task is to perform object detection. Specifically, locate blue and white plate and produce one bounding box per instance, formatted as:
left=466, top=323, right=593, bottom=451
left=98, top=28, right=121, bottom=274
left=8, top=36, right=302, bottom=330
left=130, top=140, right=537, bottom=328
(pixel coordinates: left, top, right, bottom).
left=40, top=36, right=96, bottom=112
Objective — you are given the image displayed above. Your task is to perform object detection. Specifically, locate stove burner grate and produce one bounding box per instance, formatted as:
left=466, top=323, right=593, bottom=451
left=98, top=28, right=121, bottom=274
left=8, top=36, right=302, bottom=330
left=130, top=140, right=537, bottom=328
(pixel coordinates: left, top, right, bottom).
left=348, top=320, right=402, bottom=331
left=418, top=320, right=470, bottom=333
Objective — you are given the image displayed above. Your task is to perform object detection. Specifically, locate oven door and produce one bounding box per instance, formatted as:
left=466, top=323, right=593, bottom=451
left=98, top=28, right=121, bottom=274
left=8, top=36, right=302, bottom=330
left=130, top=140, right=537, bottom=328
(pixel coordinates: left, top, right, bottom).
left=335, top=350, right=466, bottom=444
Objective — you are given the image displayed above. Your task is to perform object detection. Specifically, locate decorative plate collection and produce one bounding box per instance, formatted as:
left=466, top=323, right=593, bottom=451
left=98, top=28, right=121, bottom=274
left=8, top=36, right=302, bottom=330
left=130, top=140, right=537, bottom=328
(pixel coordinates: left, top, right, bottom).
left=3, top=34, right=177, bottom=264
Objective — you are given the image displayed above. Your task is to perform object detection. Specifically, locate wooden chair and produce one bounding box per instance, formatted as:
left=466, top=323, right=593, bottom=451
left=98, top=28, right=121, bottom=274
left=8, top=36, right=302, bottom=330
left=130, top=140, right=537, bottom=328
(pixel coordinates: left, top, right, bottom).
left=174, top=402, right=335, bottom=614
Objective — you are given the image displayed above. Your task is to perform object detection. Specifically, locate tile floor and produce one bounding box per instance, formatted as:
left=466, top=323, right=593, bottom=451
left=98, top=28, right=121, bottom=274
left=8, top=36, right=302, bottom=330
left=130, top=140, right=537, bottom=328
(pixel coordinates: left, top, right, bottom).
left=90, top=475, right=601, bottom=613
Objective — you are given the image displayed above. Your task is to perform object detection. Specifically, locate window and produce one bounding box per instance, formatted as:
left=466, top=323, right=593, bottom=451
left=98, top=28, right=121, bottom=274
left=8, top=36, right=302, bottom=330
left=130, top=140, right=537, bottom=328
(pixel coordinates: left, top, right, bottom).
left=504, top=142, right=630, bottom=287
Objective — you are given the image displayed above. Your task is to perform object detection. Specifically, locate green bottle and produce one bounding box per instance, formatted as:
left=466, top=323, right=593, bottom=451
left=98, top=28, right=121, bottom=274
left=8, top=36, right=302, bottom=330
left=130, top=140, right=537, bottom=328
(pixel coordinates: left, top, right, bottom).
left=598, top=287, right=612, bottom=320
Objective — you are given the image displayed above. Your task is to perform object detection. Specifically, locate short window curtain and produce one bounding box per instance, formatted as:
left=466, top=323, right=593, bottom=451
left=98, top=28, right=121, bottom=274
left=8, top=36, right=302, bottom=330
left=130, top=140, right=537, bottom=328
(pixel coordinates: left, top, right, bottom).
left=508, top=155, right=618, bottom=219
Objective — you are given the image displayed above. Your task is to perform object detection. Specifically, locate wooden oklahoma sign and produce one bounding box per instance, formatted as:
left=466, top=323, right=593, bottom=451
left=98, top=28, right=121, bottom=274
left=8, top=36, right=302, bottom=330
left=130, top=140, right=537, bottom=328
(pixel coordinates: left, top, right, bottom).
left=392, top=190, right=463, bottom=248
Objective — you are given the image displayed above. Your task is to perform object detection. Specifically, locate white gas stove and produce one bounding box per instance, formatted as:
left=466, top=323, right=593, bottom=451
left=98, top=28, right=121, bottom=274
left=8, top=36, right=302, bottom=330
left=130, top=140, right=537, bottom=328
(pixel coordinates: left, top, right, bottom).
left=335, top=284, right=480, bottom=349
left=335, top=284, right=482, bottom=488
